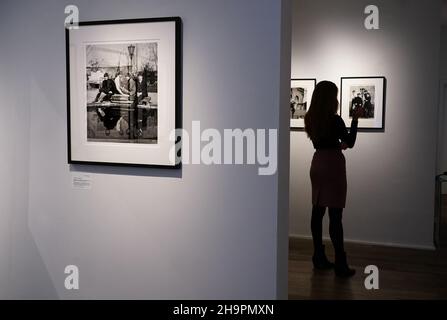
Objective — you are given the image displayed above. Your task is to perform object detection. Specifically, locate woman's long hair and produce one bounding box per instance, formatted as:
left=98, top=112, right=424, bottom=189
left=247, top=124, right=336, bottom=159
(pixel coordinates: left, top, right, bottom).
left=304, top=81, right=339, bottom=141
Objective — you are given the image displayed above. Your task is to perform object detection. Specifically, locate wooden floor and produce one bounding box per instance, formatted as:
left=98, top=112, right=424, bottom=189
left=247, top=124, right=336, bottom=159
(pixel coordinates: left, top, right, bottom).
left=288, top=237, right=447, bottom=299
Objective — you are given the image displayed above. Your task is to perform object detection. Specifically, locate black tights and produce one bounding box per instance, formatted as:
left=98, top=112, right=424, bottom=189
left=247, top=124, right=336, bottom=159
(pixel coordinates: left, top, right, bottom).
left=311, top=205, right=344, bottom=255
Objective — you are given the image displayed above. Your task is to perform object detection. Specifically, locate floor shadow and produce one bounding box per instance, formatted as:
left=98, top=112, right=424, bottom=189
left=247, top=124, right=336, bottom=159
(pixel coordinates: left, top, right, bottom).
left=309, top=269, right=353, bottom=300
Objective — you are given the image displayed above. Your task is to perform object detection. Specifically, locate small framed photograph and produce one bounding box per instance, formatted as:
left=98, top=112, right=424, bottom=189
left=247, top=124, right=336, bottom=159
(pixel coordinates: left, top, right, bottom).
left=66, top=17, right=182, bottom=168
left=290, top=78, right=316, bottom=130
left=340, top=76, right=386, bottom=131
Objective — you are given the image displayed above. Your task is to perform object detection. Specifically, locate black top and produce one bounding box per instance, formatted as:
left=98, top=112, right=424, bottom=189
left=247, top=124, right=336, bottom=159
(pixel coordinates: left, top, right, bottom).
left=311, top=115, right=358, bottom=150
left=100, top=79, right=120, bottom=94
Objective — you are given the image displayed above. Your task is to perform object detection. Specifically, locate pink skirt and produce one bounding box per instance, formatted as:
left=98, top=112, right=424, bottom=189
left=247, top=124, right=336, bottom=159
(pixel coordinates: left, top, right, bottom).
left=310, top=149, right=347, bottom=209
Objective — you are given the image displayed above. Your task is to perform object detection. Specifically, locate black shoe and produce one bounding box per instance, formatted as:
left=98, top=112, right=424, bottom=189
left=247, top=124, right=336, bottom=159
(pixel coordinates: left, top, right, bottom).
left=334, top=252, right=356, bottom=278
left=312, top=245, right=334, bottom=270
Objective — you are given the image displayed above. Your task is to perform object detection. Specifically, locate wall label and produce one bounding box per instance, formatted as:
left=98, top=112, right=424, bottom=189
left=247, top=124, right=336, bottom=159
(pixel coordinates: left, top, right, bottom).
left=72, top=173, right=92, bottom=190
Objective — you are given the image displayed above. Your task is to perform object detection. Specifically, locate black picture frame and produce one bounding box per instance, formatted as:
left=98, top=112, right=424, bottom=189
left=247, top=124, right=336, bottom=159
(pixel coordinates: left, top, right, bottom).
left=340, top=76, right=386, bottom=132
left=66, top=17, right=182, bottom=169
left=290, top=78, right=317, bottom=131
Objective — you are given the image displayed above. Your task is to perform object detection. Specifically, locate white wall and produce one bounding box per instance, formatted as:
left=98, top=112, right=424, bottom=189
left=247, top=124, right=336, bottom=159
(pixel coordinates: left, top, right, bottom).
left=0, top=0, right=58, bottom=299
left=0, top=0, right=290, bottom=299
left=290, top=0, right=441, bottom=249
left=276, top=0, right=292, bottom=298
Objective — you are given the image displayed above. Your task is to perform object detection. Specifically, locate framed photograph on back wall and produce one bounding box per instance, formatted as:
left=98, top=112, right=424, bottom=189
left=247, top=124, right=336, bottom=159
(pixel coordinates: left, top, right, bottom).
left=290, top=78, right=316, bottom=130
left=340, top=76, right=386, bottom=131
left=66, top=17, right=182, bottom=168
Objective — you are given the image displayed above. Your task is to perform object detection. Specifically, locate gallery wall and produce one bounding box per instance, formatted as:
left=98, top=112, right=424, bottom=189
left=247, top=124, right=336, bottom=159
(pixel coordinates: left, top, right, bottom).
left=0, top=1, right=58, bottom=299
left=290, top=0, right=441, bottom=249
left=0, top=4, right=13, bottom=298
left=0, top=0, right=291, bottom=299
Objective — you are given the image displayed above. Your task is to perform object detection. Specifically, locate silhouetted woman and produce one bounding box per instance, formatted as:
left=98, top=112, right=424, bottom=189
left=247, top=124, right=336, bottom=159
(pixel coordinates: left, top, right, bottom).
left=304, top=81, right=363, bottom=278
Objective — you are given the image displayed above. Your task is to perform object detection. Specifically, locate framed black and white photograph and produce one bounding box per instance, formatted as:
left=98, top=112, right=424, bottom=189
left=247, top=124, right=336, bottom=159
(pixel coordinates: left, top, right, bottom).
left=290, top=78, right=316, bottom=130
left=340, top=77, right=386, bottom=131
left=66, top=17, right=182, bottom=167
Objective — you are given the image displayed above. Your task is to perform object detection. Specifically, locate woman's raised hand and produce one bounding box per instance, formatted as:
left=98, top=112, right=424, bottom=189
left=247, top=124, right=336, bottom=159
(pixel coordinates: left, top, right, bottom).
left=352, top=106, right=365, bottom=120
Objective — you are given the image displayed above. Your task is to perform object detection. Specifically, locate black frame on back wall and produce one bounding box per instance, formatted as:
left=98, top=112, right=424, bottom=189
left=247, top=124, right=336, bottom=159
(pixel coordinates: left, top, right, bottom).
left=290, top=78, right=317, bottom=131
left=340, top=76, right=387, bottom=132
left=66, top=17, right=183, bottom=169
left=289, top=77, right=387, bottom=133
